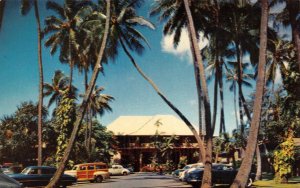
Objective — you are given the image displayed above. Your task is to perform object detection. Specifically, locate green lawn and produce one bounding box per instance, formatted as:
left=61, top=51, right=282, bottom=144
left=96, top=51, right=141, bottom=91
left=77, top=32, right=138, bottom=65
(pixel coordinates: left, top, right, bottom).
left=253, top=174, right=300, bottom=188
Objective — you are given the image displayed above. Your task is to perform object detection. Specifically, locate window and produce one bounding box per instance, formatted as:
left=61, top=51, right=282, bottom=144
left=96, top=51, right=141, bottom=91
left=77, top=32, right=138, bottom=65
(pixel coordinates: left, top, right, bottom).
left=29, top=169, right=38, bottom=174
left=42, top=168, right=55, bottom=174
left=96, top=165, right=106, bottom=170
left=88, top=165, right=94, bottom=170
left=80, top=166, right=87, bottom=171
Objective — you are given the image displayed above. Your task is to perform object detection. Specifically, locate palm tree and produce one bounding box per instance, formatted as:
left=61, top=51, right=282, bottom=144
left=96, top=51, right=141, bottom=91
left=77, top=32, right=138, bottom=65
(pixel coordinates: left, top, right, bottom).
left=266, top=37, right=294, bottom=91
left=220, top=0, right=260, bottom=128
left=84, top=86, right=114, bottom=156
left=150, top=0, right=211, bottom=141
left=46, top=1, right=111, bottom=187
left=44, top=0, right=89, bottom=90
left=231, top=0, right=269, bottom=187
left=226, top=62, right=254, bottom=133
left=43, top=70, right=70, bottom=107
left=273, top=0, right=300, bottom=72
left=183, top=0, right=213, bottom=187
left=20, top=0, right=44, bottom=167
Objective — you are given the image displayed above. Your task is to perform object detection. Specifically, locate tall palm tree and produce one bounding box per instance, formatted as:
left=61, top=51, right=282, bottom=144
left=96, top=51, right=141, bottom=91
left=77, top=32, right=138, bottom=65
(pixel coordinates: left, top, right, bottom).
left=266, top=37, right=294, bottom=91
left=85, top=85, right=114, bottom=156
left=150, top=0, right=211, bottom=141
left=220, top=0, right=260, bottom=127
left=273, top=0, right=300, bottom=72
left=226, top=62, right=254, bottom=134
left=183, top=0, right=213, bottom=187
left=231, top=0, right=269, bottom=187
left=44, top=0, right=89, bottom=90
left=20, top=0, right=44, bottom=167
left=46, top=1, right=111, bottom=187
left=43, top=70, right=70, bottom=107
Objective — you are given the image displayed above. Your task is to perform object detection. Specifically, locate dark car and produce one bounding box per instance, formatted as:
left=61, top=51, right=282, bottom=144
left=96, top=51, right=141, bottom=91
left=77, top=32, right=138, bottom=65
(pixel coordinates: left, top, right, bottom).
left=8, top=166, right=76, bottom=187
left=185, top=164, right=255, bottom=187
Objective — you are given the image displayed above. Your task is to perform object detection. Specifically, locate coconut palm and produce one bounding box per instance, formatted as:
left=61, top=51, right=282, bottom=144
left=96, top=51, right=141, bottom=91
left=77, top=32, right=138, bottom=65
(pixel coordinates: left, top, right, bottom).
left=83, top=85, right=114, bottom=156
left=44, top=0, right=90, bottom=90
left=226, top=62, right=254, bottom=133
left=46, top=1, right=111, bottom=187
left=183, top=0, right=213, bottom=187
left=231, top=0, right=269, bottom=187
left=151, top=0, right=213, bottom=140
left=43, top=70, right=72, bottom=108
left=266, top=37, right=295, bottom=91
left=20, top=0, right=44, bottom=167
left=220, top=0, right=261, bottom=128
left=272, top=0, right=300, bottom=72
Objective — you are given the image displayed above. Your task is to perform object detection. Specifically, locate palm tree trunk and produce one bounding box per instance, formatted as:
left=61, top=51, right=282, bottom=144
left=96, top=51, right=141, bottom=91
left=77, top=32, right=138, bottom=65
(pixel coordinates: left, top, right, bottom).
left=231, top=1, right=268, bottom=187
left=235, top=43, right=245, bottom=134
left=218, top=62, right=225, bottom=134
left=84, top=69, right=88, bottom=149
left=68, top=38, right=73, bottom=91
left=183, top=1, right=213, bottom=187
left=287, top=0, right=300, bottom=73
left=212, top=58, right=219, bottom=134
left=256, top=145, right=262, bottom=180
left=88, top=107, right=92, bottom=160
left=46, top=1, right=111, bottom=187
left=34, top=0, right=44, bottom=167
left=233, top=83, right=239, bottom=129
left=187, top=23, right=205, bottom=160
left=238, top=97, right=244, bottom=133
left=119, top=38, right=206, bottom=162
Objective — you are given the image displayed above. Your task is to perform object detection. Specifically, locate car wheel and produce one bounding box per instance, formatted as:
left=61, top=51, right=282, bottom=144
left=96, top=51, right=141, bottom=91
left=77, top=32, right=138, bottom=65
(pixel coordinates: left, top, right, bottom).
left=246, top=177, right=253, bottom=187
left=95, top=175, right=103, bottom=183
left=123, top=172, right=128, bottom=176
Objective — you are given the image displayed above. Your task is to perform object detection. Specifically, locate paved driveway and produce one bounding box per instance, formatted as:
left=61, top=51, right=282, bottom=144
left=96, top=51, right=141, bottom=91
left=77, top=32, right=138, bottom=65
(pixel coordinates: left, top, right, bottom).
left=71, top=173, right=192, bottom=188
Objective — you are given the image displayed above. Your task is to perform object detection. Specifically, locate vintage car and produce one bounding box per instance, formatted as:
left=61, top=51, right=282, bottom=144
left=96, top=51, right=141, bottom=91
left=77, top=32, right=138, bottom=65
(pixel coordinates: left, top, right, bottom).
left=64, top=162, right=110, bottom=183
left=179, top=163, right=204, bottom=181
left=0, top=172, right=23, bottom=188
left=109, top=165, right=130, bottom=176
left=185, top=163, right=255, bottom=187
left=8, top=166, right=76, bottom=187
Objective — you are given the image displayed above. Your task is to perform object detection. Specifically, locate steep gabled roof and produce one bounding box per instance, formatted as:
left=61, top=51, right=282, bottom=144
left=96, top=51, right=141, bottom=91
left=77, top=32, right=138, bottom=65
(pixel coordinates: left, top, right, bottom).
left=106, top=115, right=197, bottom=136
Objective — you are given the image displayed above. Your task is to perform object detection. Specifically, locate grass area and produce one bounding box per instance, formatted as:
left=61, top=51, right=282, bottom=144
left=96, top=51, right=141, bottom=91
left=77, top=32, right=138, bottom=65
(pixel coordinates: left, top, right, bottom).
left=253, top=173, right=300, bottom=188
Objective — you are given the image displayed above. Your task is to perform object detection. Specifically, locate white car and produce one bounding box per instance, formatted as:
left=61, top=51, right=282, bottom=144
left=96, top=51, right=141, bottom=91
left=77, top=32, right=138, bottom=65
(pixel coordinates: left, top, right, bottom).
left=109, top=165, right=130, bottom=176
left=179, top=163, right=204, bottom=182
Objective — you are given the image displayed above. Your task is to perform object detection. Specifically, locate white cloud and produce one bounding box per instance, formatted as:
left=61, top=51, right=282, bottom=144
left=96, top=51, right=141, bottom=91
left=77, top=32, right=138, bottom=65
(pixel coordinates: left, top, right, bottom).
left=161, top=29, right=208, bottom=64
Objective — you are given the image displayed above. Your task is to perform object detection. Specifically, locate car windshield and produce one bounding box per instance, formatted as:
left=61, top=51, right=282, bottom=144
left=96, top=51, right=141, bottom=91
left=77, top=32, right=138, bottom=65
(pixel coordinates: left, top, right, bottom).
left=20, top=167, right=31, bottom=174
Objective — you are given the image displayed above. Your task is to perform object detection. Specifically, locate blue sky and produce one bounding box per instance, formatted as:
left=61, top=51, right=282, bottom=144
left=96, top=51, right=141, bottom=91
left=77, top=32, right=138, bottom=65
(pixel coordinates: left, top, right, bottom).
left=0, top=0, right=258, bottom=135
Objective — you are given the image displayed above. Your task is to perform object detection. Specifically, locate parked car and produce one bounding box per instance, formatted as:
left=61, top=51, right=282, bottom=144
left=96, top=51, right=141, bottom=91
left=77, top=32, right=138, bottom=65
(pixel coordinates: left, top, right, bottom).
left=185, top=163, right=255, bottom=187
left=109, top=165, right=130, bottom=175
left=173, top=164, right=192, bottom=178
left=64, top=162, right=109, bottom=183
left=0, top=172, right=23, bottom=188
left=179, top=163, right=204, bottom=181
left=8, top=166, right=76, bottom=187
